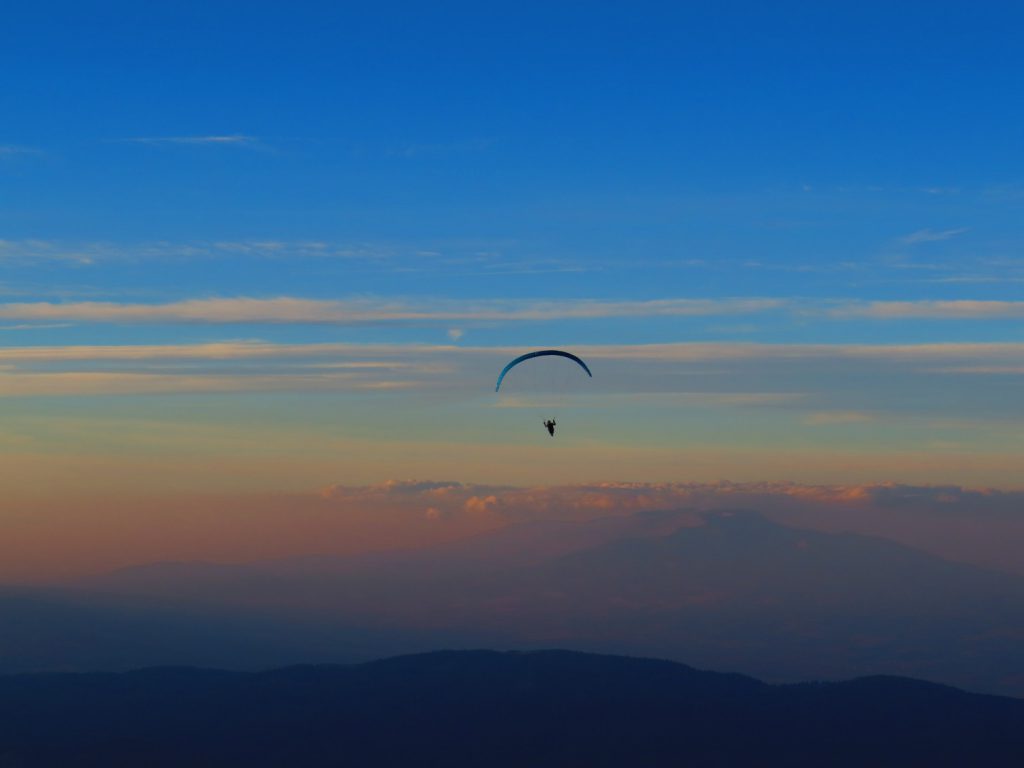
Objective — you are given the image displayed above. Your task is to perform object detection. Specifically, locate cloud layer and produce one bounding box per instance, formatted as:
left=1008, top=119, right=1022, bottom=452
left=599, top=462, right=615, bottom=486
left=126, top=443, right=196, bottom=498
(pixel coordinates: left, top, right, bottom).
left=5, top=296, right=1024, bottom=324
left=1, top=339, right=1022, bottom=403
left=314, top=479, right=1024, bottom=576
left=122, top=134, right=260, bottom=147
left=0, top=297, right=785, bottom=323
left=8, top=479, right=1022, bottom=583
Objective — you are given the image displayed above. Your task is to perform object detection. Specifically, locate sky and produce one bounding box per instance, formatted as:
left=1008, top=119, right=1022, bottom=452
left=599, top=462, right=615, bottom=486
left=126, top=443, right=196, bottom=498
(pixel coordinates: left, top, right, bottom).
left=2, top=2, right=1024, bottom=578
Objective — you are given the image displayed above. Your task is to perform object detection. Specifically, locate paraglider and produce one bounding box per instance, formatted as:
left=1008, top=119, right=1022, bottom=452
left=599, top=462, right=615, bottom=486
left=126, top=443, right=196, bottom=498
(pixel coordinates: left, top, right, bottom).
left=495, top=350, right=592, bottom=437
left=494, top=349, right=593, bottom=392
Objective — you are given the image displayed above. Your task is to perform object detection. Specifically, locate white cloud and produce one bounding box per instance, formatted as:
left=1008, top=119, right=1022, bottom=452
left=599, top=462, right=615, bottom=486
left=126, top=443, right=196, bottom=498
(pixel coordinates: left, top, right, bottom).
left=0, top=296, right=787, bottom=324
left=0, top=239, right=100, bottom=266
left=0, top=145, right=42, bottom=158
left=930, top=366, right=1024, bottom=375
left=831, top=300, right=1024, bottom=319
left=2, top=339, right=1023, bottom=366
left=0, top=371, right=417, bottom=397
left=900, top=228, right=968, bottom=244
left=494, top=392, right=804, bottom=409
left=1, top=339, right=1022, bottom=400
left=0, top=239, right=397, bottom=267
left=122, top=134, right=260, bottom=147
left=3, top=294, right=1020, bottom=325
left=0, top=323, right=74, bottom=331
left=573, top=341, right=1024, bottom=362
left=804, top=411, right=874, bottom=425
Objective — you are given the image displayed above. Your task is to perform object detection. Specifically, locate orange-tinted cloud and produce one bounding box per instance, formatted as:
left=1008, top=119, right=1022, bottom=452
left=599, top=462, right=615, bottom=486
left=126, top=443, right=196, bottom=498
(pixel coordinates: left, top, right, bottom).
left=4, top=479, right=1023, bottom=585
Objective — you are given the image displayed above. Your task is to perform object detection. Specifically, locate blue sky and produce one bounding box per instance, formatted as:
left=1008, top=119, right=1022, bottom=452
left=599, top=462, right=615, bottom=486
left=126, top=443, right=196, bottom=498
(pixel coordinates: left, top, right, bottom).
left=1, top=2, right=1023, bottom=490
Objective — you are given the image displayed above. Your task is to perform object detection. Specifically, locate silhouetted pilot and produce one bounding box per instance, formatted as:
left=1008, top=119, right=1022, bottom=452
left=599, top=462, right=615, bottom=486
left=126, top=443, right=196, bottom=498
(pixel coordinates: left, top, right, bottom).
left=543, top=419, right=556, bottom=437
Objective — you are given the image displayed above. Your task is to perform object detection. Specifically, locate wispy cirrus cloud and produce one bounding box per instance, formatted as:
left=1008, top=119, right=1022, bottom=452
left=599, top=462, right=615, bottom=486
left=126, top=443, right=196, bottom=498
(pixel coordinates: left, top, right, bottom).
left=0, top=341, right=390, bottom=362
left=0, top=296, right=786, bottom=324
left=0, top=144, right=43, bottom=158
left=930, top=366, right=1024, bottom=375
left=927, top=276, right=1024, bottom=284
left=0, top=239, right=98, bottom=265
left=803, top=411, right=875, bottom=425
left=900, top=227, right=968, bottom=244
left=0, top=371, right=415, bottom=397
left=5, top=294, right=1024, bottom=325
left=121, top=134, right=262, bottom=147
left=0, top=238, right=390, bottom=267
left=384, top=137, right=495, bottom=158
left=831, top=300, right=1024, bottom=319
left=493, top=392, right=804, bottom=410
left=0, top=323, right=73, bottom=331
left=572, top=341, right=1024, bottom=362
left=2, top=339, right=1024, bottom=365
left=1, top=340, right=1023, bottom=408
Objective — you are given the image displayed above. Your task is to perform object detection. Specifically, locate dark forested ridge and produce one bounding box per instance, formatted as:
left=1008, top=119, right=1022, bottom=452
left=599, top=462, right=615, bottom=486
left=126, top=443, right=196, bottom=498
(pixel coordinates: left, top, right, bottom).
left=1, top=649, right=1022, bottom=767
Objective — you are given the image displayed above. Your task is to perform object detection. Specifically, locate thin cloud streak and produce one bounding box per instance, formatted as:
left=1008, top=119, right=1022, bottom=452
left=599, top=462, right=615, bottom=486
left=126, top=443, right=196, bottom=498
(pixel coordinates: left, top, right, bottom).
left=900, top=227, right=968, bottom=244
left=0, top=145, right=43, bottom=157
left=574, top=341, right=1024, bottom=362
left=3, top=340, right=1024, bottom=364
left=121, top=134, right=260, bottom=147
left=492, top=392, right=804, bottom=410
left=0, top=297, right=786, bottom=324
left=804, top=411, right=875, bottom=425
left=4, top=296, right=1024, bottom=323
left=0, top=372, right=417, bottom=397
left=831, top=300, right=1024, bottom=319
left=0, top=323, right=74, bottom=331
left=3, top=340, right=1024, bottom=401
left=931, top=366, right=1024, bottom=375
left=0, top=240, right=97, bottom=265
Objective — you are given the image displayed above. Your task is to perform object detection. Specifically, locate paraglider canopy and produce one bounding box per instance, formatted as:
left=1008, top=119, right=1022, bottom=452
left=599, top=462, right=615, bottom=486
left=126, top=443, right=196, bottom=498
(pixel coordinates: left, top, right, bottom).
left=495, top=349, right=593, bottom=392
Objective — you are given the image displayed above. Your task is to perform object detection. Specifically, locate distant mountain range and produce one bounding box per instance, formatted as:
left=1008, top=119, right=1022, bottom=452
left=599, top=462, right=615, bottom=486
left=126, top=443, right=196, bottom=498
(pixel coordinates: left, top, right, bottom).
left=4, top=509, right=1024, bottom=697
left=1, top=650, right=1022, bottom=767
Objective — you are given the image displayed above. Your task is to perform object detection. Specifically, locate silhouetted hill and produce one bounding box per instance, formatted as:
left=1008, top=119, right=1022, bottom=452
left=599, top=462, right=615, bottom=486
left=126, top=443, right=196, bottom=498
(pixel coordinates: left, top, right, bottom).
left=67, top=509, right=1024, bottom=696
left=0, top=650, right=1022, bottom=767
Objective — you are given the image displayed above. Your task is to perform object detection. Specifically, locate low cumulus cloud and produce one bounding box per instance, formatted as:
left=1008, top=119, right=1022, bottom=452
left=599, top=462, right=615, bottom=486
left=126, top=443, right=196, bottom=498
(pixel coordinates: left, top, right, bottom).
left=10, top=479, right=1024, bottom=581
left=313, top=480, right=1024, bottom=575
left=318, top=479, right=687, bottom=523
left=318, top=479, right=1024, bottom=524
left=325, top=478, right=1024, bottom=522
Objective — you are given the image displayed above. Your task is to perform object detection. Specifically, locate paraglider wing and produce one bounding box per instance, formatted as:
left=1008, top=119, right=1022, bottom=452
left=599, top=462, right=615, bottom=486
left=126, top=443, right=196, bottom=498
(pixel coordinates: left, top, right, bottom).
left=495, top=349, right=593, bottom=392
